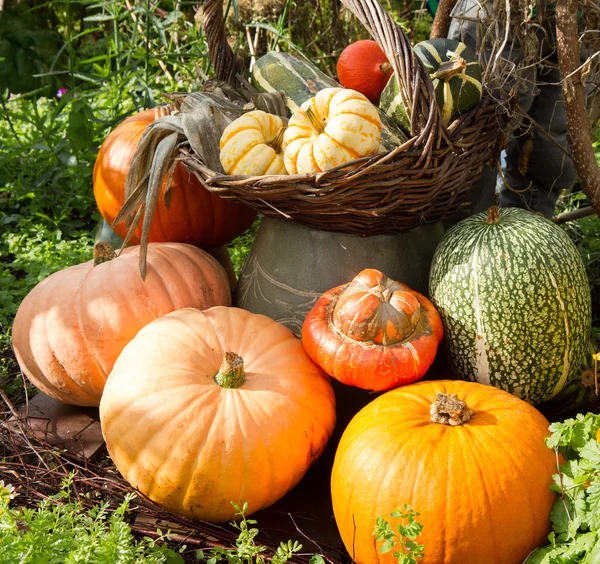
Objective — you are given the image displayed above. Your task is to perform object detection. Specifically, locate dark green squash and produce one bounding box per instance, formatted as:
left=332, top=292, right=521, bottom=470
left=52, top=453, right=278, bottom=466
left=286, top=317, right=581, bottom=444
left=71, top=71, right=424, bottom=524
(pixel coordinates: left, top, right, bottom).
left=380, top=38, right=482, bottom=130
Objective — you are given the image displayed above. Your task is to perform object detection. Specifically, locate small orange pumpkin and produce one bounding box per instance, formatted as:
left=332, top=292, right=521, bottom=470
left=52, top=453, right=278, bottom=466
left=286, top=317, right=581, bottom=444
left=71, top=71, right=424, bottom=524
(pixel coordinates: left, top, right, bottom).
left=302, top=269, right=443, bottom=390
left=331, top=380, right=558, bottom=564
left=100, top=306, right=336, bottom=523
left=93, top=109, right=256, bottom=248
left=12, top=243, right=231, bottom=407
left=337, top=40, right=392, bottom=103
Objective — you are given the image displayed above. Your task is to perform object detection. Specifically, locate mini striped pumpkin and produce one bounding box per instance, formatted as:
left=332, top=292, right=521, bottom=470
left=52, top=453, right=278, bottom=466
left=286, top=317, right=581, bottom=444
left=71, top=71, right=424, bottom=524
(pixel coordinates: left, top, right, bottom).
left=282, top=88, right=381, bottom=174
left=219, top=110, right=287, bottom=176
left=380, top=38, right=482, bottom=130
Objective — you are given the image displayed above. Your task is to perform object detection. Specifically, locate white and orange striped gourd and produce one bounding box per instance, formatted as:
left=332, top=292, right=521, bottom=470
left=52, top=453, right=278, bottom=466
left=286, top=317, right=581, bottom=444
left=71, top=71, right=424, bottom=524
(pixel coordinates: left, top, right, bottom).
left=282, top=88, right=381, bottom=174
left=219, top=110, right=287, bottom=176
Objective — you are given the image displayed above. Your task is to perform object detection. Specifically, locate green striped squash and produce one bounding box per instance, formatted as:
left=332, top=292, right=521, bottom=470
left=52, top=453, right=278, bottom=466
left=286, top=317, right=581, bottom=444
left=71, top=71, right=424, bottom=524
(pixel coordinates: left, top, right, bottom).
left=429, top=207, right=591, bottom=405
left=380, top=38, right=482, bottom=130
left=252, top=51, right=407, bottom=150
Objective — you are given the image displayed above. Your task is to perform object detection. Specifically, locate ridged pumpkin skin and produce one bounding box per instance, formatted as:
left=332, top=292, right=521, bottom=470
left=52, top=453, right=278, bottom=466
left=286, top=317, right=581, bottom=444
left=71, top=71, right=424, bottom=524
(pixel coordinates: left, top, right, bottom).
left=302, top=269, right=443, bottom=390
left=429, top=207, right=592, bottom=405
left=283, top=88, right=381, bottom=174
left=93, top=109, right=256, bottom=248
left=337, top=40, right=392, bottom=103
left=12, top=243, right=231, bottom=407
left=100, top=307, right=336, bottom=523
left=219, top=110, right=287, bottom=176
left=331, top=380, right=558, bottom=564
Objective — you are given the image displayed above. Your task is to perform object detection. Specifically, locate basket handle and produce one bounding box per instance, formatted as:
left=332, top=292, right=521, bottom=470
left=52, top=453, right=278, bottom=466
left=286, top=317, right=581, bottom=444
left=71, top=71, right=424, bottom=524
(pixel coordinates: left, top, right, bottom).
left=340, top=0, right=442, bottom=142
left=200, top=0, right=443, bottom=148
left=199, top=0, right=243, bottom=84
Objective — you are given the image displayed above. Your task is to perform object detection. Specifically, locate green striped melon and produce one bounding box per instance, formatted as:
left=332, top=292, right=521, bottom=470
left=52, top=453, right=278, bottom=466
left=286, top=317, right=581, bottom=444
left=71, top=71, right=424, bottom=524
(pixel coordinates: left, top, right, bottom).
left=380, top=38, right=482, bottom=130
left=429, top=207, right=591, bottom=405
left=252, top=51, right=407, bottom=150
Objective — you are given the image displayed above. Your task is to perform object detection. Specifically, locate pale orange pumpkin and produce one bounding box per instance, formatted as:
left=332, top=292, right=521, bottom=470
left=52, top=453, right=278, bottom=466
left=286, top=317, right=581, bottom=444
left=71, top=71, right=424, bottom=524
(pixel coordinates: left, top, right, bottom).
left=100, top=306, right=336, bottom=523
left=12, top=243, right=231, bottom=407
left=331, top=380, right=558, bottom=564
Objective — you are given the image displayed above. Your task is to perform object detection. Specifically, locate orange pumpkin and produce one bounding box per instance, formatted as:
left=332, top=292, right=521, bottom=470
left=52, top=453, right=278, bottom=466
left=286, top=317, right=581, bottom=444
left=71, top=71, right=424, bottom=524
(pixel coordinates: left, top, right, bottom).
left=93, top=109, right=256, bottom=248
left=302, top=269, right=443, bottom=390
left=12, top=243, right=231, bottom=407
left=337, top=40, right=392, bottom=103
left=99, top=306, right=336, bottom=523
left=331, top=380, right=558, bottom=564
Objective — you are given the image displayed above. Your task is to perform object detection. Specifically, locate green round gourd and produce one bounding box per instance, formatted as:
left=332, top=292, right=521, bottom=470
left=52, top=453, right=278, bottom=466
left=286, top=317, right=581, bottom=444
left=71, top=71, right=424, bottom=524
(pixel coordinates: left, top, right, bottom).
left=429, top=207, right=591, bottom=405
left=380, top=38, right=482, bottom=130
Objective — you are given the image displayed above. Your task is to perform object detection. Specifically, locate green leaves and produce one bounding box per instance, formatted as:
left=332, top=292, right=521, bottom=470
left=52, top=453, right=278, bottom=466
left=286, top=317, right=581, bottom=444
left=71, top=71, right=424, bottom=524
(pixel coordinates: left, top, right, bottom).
left=195, top=501, right=314, bottom=564
left=372, top=505, right=425, bottom=564
left=525, top=413, right=600, bottom=564
left=67, top=100, right=96, bottom=153
left=0, top=476, right=185, bottom=563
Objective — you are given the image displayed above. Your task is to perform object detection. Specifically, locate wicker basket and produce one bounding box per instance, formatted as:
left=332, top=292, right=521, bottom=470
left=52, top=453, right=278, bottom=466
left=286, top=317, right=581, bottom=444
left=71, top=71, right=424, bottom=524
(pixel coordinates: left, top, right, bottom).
left=180, top=0, right=506, bottom=235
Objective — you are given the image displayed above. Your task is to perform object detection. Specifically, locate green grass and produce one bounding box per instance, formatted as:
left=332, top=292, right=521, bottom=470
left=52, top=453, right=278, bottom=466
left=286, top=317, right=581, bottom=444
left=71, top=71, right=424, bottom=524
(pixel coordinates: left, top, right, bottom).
left=0, top=476, right=329, bottom=563
left=0, top=477, right=186, bottom=563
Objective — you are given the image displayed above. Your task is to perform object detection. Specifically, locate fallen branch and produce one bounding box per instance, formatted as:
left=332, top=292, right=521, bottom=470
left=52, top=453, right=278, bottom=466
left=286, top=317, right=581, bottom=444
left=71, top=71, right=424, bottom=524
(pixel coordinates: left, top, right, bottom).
left=553, top=205, right=597, bottom=223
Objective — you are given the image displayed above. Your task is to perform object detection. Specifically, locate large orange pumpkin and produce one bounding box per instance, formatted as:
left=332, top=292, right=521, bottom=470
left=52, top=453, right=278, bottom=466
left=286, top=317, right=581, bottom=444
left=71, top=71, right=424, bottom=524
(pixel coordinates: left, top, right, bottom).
left=12, top=243, right=231, bottom=407
left=302, top=269, right=443, bottom=390
left=331, top=380, right=558, bottom=564
left=100, top=306, right=336, bottom=523
left=93, top=109, right=256, bottom=248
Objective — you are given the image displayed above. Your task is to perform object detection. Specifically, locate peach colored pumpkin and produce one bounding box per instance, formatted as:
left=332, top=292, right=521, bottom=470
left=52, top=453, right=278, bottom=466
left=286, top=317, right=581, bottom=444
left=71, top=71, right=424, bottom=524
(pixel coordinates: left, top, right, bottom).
left=12, top=243, right=231, bottom=407
left=100, top=306, right=336, bottom=523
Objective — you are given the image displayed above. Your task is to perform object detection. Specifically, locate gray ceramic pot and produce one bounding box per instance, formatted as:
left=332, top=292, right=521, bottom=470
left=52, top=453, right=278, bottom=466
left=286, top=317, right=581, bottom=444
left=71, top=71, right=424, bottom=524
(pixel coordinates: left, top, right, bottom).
left=234, top=217, right=445, bottom=337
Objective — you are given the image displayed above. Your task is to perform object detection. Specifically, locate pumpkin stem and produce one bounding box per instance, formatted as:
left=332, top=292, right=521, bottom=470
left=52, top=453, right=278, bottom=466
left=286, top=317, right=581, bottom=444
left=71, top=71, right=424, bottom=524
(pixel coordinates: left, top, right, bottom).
left=485, top=205, right=501, bottom=224
left=380, top=287, right=393, bottom=303
left=214, top=352, right=246, bottom=389
left=380, top=61, right=392, bottom=75
left=430, top=393, right=473, bottom=426
left=93, top=242, right=117, bottom=266
left=305, top=106, right=326, bottom=135
left=268, top=127, right=286, bottom=154
left=430, top=55, right=467, bottom=82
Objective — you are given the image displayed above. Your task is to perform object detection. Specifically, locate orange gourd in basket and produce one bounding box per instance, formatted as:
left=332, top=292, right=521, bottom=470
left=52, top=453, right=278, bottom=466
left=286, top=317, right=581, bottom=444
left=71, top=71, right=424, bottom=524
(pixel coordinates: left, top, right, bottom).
left=337, top=40, right=392, bottom=103
left=302, top=269, right=443, bottom=390
left=93, top=109, right=256, bottom=249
